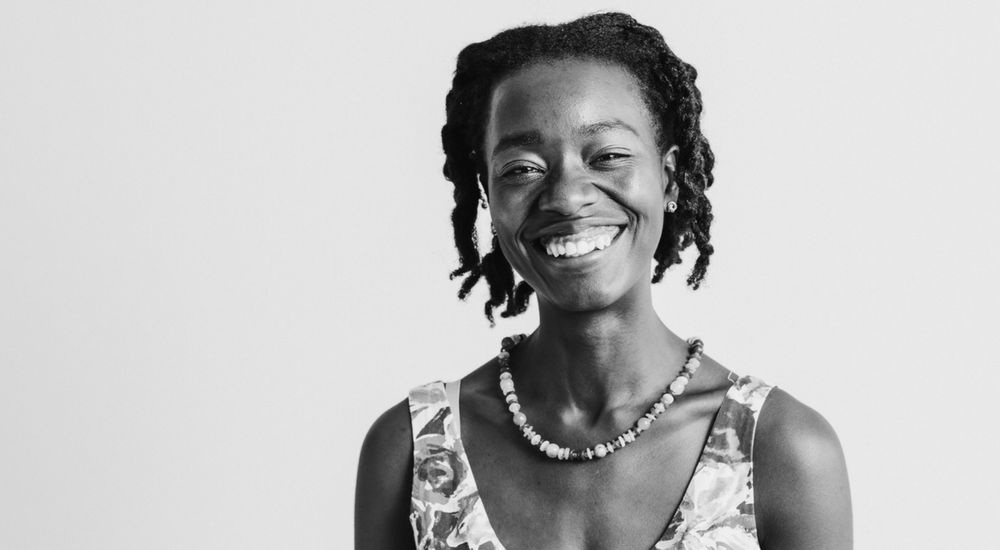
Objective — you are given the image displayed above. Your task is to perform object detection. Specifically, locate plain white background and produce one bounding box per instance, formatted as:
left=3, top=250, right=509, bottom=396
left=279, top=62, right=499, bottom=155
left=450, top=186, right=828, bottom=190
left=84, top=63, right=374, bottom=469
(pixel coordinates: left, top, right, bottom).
left=2, top=1, right=998, bottom=548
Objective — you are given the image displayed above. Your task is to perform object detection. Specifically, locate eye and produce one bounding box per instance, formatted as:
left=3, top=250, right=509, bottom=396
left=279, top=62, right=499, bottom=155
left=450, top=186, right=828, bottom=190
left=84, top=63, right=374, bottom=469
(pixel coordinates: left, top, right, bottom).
left=498, top=162, right=545, bottom=179
left=591, top=151, right=633, bottom=166
left=507, top=166, right=539, bottom=175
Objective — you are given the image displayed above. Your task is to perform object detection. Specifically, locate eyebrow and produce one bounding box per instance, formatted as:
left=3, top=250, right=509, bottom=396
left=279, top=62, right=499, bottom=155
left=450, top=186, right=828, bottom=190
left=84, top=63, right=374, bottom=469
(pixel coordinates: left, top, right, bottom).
left=490, top=119, right=640, bottom=157
left=576, top=119, right=641, bottom=139
left=491, top=131, right=543, bottom=157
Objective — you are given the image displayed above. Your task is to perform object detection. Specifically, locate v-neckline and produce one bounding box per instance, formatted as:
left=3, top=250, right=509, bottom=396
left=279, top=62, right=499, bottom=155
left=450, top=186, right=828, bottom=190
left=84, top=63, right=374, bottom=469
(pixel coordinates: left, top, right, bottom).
left=447, top=379, right=738, bottom=550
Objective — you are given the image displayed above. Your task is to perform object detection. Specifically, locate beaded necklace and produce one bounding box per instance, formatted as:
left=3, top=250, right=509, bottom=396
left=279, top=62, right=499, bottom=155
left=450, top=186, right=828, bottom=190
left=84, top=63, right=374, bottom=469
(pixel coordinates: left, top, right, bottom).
left=497, top=334, right=704, bottom=461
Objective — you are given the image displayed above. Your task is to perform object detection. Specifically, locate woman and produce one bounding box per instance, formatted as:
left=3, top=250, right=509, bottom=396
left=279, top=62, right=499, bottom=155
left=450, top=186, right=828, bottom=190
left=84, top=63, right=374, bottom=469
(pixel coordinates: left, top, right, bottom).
left=356, top=12, right=851, bottom=550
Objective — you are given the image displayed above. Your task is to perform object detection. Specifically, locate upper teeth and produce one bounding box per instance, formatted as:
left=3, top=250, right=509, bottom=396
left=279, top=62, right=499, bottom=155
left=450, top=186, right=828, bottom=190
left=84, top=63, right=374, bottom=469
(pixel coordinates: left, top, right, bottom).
left=542, top=226, right=620, bottom=258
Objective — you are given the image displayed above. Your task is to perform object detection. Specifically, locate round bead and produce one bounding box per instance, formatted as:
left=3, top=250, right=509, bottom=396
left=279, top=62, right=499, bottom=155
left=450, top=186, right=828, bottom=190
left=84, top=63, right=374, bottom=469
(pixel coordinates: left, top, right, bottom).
left=660, top=394, right=675, bottom=406
left=594, top=444, right=607, bottom=458
left=500, top=372, right=512, bottom=380
left=500, top=379, right=515, bottom=393
left=685, top=358, right=701, bottom=370
left=669, top=380, right=686, bottom=394
left=546, top=444, right=559, bottom=458
left=508, top=403, right=520, bottom=413
left=512, top=412, right=527, bottom=426
left=637, top=417, right=651, bottom=431
left=501, top=337, right=515, bottom=350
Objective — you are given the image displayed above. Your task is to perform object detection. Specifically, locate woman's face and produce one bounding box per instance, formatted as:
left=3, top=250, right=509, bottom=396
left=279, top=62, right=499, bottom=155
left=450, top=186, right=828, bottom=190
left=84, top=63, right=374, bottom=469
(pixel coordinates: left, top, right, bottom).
left=484, top=59, right=677, bottom=313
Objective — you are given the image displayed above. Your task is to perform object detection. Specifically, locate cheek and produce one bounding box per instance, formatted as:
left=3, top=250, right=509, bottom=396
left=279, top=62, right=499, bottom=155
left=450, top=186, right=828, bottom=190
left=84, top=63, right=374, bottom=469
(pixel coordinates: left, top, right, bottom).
left=644, top=202, right=665, bottom=241
left=625, top=186, right=667, bottom=253
left=489, top=209, right=526, bottom=260
left=647, top=202, right=665, bottom=231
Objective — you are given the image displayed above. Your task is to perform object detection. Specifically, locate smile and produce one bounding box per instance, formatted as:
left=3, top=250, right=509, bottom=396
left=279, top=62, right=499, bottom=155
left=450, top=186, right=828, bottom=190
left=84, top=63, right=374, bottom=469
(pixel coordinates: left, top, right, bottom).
left=539, top=226, right=621, bottom=258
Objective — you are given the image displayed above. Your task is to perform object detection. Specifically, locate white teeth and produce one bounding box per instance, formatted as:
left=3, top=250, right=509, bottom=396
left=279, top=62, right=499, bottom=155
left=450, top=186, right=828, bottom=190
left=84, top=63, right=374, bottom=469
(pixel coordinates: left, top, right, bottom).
left=540, top=226, right=620, bottom=258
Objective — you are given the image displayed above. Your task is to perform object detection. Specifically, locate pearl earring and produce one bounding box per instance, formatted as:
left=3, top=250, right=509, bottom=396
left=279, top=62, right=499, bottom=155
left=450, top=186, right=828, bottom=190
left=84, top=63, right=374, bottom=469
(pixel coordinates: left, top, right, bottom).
left=666, top=201, right=678, bottom=213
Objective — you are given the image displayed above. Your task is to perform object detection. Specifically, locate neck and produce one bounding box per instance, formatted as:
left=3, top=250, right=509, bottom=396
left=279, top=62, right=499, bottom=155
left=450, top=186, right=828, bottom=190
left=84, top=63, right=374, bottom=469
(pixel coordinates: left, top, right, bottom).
left=516, top=285, right=689, bottom=414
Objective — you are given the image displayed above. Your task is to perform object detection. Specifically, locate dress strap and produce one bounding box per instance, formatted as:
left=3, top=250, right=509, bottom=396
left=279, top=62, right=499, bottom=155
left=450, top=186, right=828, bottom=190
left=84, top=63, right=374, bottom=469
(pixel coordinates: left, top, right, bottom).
left=407, top=380, right=503, bottom=550
left=656, top=374, right=773, bottom=549
left=409, top=381, right=449, bottom=439
left=703, top=375, right=773, bottom=463
left=728, top=374, right=774, bottom=426
left=445, top=380, right=462, bottom=436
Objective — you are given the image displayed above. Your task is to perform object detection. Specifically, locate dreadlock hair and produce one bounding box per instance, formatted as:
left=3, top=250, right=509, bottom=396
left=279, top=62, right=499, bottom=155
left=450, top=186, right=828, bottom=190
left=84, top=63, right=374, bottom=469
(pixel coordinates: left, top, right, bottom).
left=442, top=12, right=715, bottom=324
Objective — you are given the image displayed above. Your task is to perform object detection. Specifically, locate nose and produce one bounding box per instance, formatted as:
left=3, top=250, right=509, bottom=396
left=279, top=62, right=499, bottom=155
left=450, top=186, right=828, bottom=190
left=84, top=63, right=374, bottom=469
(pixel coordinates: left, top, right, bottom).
left=537, top=161, right=599, bottom=216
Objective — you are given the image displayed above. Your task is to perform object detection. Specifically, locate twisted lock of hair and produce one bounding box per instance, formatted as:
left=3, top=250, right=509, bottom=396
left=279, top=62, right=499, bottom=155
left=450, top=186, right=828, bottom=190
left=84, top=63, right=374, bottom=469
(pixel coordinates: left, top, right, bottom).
left=443, top=12, right=716, bottom=322
left=653, top=57, right=715, bottom=287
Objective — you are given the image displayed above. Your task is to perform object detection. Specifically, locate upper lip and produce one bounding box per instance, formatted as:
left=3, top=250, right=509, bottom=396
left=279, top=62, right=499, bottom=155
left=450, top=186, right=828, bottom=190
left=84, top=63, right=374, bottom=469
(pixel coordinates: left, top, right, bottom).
left=525, top=217, right=628, bottom=243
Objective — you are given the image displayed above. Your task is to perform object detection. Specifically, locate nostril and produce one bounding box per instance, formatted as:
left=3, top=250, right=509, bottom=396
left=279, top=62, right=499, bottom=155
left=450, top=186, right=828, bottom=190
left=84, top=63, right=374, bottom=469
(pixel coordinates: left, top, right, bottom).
left=538, top=177, right=600, bottom=215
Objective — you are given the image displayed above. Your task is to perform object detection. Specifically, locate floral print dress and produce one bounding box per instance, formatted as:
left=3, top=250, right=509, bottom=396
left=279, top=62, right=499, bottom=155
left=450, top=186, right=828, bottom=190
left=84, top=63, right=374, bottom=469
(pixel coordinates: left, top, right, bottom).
left=409, top=375, right=774, bottom=550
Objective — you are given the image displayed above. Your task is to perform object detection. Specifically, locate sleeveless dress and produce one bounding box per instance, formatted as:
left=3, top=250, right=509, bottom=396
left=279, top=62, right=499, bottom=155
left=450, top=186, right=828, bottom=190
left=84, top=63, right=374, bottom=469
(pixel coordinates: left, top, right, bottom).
left=408, top=375, right=774, bottom=550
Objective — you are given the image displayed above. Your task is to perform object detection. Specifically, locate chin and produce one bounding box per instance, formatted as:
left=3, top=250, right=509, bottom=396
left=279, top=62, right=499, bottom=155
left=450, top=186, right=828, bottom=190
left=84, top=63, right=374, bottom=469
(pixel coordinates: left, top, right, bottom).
left=537, top=264, right=657, bottom=314
left=536, top=283, right=626, bottom=314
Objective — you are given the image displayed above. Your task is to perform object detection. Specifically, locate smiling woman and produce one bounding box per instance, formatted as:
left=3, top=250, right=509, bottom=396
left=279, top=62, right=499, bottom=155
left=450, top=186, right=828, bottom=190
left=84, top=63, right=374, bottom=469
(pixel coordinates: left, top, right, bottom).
left=486, top=60, right=675, bottom=315
left=355, top=12, right=851, bottom=550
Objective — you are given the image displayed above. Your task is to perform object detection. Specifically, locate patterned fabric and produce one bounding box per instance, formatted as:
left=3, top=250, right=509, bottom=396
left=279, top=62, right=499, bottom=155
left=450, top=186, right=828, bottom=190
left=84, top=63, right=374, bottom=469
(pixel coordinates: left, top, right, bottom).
left=408, top=375, right=773, bottom=550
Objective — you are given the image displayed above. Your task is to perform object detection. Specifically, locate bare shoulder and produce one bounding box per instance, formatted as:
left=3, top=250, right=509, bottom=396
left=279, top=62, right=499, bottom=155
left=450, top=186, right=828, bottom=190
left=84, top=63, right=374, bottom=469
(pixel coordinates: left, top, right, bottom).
left=355, top=398, right=415, bottom=550
left=359, top=398, right=412, bottom=474
left=461, top=356, right=501, bottom=395
left=754, top=387, right=853, bottom=550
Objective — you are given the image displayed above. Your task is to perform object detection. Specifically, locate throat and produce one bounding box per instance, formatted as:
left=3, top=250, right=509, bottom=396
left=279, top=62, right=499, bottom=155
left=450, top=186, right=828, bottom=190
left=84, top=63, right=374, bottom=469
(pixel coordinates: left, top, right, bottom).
left=512, top=319, right=691, bottom=417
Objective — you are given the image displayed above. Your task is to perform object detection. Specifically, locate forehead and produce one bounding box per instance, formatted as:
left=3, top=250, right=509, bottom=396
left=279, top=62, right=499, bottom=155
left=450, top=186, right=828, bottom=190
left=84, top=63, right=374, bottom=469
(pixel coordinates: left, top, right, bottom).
left=485, top=59, right=656, bottom=149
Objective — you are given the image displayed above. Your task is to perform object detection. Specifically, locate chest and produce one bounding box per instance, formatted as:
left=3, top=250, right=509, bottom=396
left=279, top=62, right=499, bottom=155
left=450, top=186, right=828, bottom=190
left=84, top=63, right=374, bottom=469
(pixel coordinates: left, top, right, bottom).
left=461, top=403, right=718, bottom=550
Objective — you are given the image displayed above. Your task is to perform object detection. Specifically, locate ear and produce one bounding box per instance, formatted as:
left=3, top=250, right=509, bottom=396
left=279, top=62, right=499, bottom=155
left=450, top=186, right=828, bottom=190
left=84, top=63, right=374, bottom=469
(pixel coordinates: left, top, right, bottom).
left=661, top=145, right=680, bottom=210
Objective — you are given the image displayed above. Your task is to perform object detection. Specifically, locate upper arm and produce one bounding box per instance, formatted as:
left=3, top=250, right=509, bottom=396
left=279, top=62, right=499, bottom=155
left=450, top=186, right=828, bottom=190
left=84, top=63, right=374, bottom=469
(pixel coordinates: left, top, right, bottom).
left=753, top=388, right=853, bottom=550
left=354, top=398, right=416, bottom=550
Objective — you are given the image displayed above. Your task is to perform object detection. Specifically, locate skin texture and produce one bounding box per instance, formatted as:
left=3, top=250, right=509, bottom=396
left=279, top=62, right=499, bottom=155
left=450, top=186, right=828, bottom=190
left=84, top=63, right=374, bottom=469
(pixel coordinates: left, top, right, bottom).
left=355, top=60, right=852, bottom=550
